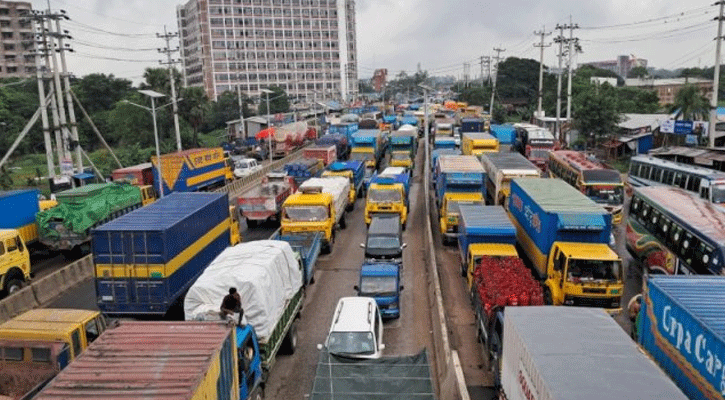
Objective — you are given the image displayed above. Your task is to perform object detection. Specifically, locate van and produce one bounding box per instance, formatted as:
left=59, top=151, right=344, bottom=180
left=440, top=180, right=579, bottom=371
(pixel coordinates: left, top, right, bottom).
left=355, top=263, right=403, bottom=319
left=318, top=297, right=385, bottom=359
left=233, top=157, right=261, bottom=178
left=360, top=214, right=406, bottom=264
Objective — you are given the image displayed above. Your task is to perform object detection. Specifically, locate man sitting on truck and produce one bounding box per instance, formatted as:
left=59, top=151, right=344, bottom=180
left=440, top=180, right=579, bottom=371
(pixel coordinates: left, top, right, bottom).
left=220, top=287, right=243, bottom=321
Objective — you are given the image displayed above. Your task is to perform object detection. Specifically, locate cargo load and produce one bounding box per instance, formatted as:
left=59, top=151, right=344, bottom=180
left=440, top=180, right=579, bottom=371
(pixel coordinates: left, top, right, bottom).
left=151, top=147, right=230, bottom=195
left=303, top=144, right=337, bottom=166
left=315, top=133, right=350, bottom=160
left=111, top=162, right=154, bottom=186
left=0, top=189, right=40, bottom=244
left=480, top=152, right=540, bottom=206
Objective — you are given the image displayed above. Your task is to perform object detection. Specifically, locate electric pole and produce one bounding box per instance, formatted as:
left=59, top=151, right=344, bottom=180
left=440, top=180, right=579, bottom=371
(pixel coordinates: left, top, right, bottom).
left=479, top=56, right=490, bottom=87
left=711, top=1, right=725, bottom=148
left=554, top=24, right=565, bottom=142
left=489, top=47, right=505, bottom=117
left=158, top=26, right=182, bottom=152
left=27, top=10, right=55, bottom=178
left=565, top=17, right=580, bottom=123
left=534, top=26, right=552, bottom=117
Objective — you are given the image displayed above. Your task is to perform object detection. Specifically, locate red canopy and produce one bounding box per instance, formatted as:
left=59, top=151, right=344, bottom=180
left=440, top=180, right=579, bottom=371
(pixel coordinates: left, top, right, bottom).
left=256, top=127, right=275, bottom=140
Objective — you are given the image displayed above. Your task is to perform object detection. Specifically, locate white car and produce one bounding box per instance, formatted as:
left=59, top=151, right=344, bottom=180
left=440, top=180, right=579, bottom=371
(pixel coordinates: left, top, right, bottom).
left=318, top=297, right=385, bottom=359
left=233, top=157, right=261, bottom=178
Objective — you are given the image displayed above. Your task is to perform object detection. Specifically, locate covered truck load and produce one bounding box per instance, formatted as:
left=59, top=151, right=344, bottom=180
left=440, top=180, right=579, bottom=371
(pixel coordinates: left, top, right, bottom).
left=37, top=183, right=142, bottom=252
left=0, top=189, right=40, bottom=244
left=501, top=307, right=688, bottom=400
left=639, top=276, right=725, bottom=400
left=298, top=177, right=350, bottom=224
left=93, top=192, right=231, bottom=316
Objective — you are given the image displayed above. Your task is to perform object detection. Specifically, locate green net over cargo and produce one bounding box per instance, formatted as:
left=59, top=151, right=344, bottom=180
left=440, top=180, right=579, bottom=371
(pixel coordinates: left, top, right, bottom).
left=37, top=183, right=142, bottom=239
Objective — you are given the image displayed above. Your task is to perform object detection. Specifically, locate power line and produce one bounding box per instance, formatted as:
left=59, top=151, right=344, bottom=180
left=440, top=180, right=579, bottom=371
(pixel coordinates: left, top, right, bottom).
left=71, top=52, right=159, bottom=63
left=50, top=0, right=167, bottom=28
left=65, top=19, right=157, bottom=38
left=580, top=5, right=712, bottom=30
left=73, top=39, right=157, bottom=52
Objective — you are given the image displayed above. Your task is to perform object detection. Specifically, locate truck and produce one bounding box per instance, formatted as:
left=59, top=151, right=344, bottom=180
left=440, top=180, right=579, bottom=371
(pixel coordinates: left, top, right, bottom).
left=435, top=155, right=486, bottom=238
left=110, top=162, right=154, bottom=186
left=354, top=262, right=403, bottom=319
left=457, top=204, right=520, bottom=281
left=498, top=307, right=688, bottom=399
left=237, top=170, right=296, bottom=227
left=303, top=144, right=337, bottom=166
left=281, top=176, right=350, bottom=253
left=389, top=130, right=417, bottom=169
left=93, top=192, right=239, bottom=317
left=0, top=189, right=41, bottom=246
left=151, top=147, right=232, bottom=195
left=460, top=117, right=484, bottom=133
left=350, top=129, right=385, bottom=171
left=638, top=275, right=725, bottom=400
left=490, top=124, right=516, bottom=145
left=366, top=167, right=410, bottom=229
left=315, top=133, right=350, bottom=160
left=30, top=320, right=268, bottom=400
left=461, top=132, right=499, bottom=155
left=269, top=231, right=323, bottom=285
left=322, top=160, right=365, bottom=208
left=185, top=240, right=304, bottom=379
left=36, top=183, right=151, bottom=256
left=433, top=136, right=457, bottom=150
left=0, top=309, right=107, bottom=399
left=480, top=152, right=541, bottom=206
left=512, top=123, right=558, bottom=172
left=434, top=120, right=454, bottom=137
left=328, top=122, right=358, bottom=142
left=508, top=178, right=624, bottom=312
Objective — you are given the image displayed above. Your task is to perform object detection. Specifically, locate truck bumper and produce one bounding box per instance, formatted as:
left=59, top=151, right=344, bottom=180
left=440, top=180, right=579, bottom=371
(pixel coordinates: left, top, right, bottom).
left=563, top=295, right=622, bottom=315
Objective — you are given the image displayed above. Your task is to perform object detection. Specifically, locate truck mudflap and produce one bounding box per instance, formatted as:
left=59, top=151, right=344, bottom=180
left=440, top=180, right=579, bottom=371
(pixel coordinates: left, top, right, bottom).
left=259, top=287, right=304, bottom=370
left=309, top=349, right=435, bottom=400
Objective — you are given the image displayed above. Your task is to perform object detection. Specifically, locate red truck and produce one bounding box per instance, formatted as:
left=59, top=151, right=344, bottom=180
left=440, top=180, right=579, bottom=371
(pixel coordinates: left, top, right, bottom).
left=303, top=144, right=337, bottom=166
left=237, top=171, right=296, bottom=227
left=110, top=162, right=154, bottom=186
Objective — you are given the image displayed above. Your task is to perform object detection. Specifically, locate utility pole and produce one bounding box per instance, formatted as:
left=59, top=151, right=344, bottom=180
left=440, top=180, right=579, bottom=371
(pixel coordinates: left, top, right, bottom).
left=158, top=26, right=182, bottom=152
left=41, top=16, right=68, bottom=170
left=479, top=56, right=490, bottom=87
left=534, top=26, right=552, bottom=117
left=237, top=84, right=246, bottom=140
left=489, top=47, right=505, bottom=117
left=711, top=1, right=725, bottom=148
left=27, top=10, right=55, bottom=178
left=554, top=24, right=565, bottom=142
left=565, top=17, right=580, bottom=123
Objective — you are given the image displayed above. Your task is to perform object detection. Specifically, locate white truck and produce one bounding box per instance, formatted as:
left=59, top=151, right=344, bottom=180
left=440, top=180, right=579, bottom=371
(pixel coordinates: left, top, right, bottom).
left=298, top=176, right=351, bottom=227
left=499, top=307, right=687, bottom=400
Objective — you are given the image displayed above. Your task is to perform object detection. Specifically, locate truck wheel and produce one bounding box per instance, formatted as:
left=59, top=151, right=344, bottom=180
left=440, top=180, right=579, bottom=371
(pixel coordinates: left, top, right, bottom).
left=461, top=262, right=467, bottom=277
left=543, top=287, right=553, bottom=305
left=247, top=218, right=257, bottom=228
left=402, top=221, right=407, bottom=231
left=282, top=320, right=298, bottom=355
left=4, top=279, right=23, bottom=295
left=339, top=214, right=347, bottom=229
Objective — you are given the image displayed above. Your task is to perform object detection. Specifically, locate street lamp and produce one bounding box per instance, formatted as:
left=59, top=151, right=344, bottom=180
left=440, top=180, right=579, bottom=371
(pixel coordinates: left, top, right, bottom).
left=123, top=89, right=168, bottom=198
left=418, top=84, right=433, bottom=166
left=260, top=89, right=274, bottom=164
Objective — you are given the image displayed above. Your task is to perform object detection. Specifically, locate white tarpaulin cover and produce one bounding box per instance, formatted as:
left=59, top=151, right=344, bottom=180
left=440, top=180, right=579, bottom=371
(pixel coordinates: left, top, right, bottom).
left=298, top=177, right=350, bottom=220
left=184, top=240, right=302, bottom=341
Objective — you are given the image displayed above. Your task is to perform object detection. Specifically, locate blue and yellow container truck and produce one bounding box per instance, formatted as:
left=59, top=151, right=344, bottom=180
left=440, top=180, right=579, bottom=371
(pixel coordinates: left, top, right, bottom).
left=93, top=192, right=238, bottom=316
left=151, top=147, right=232, bottom=195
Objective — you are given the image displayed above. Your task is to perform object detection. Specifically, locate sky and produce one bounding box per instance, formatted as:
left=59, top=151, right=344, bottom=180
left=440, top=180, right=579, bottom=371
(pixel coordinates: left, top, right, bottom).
left=26, top=0, right=722, bottom=84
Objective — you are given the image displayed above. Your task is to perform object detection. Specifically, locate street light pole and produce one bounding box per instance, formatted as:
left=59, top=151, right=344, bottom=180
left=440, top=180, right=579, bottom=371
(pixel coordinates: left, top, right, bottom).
left=149, top=96, right=163, bottom=198
left=260, top=88, right=274, bottom=164
left=419, top=84, right=433, bottom=182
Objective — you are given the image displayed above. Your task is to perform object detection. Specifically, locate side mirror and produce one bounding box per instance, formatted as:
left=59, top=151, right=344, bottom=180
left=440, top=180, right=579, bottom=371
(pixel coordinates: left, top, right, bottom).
left=399, top=285, right=404, bottom=291
left=401, top=243, right=408, bottom=249
left=353, top=285, right=360, bottom=292
left=380, top=344, right=386, bottom=351
left=317, top=344, right=323, bottom=350
left=359, top=243, right=365, bottom=248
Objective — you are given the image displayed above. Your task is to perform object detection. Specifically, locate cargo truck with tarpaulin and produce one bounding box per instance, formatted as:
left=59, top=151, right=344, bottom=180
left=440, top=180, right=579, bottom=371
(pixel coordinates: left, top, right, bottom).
left=389, top=129, right=417, bottom=170
left=481, top=152, right=541, bottom=206
left=460, top=117, right=484, bottom=133
left=30, top=320, right=266, bottom=400
left=185, top=240, right=303, bottom=379
left=328, top=122, right=358, bottom=141
left=498, top=307, right=688, bottom=400
left=322, top=160, right=365, bottom=207
left=237, top=170, right=296, bottom=227
left=93, top=192, right=237, bottom=317
left=36, top=183, right=148, bottom=256
left=461, top=132, right=499, bottom=156
left=638, top=276, right=725, bottom=400
left=350, top=129, right=385, bottom=171
left=315, top=133, right=350, bottom=160
left=436, top=155, right=486, bottom=239
left=281, top=177, right=349, bottom=253
left=366, top=167, right=410, bottom=229
left=151, top=147, right=232, bottom=195
left=508, top=178, right=623, bottom=312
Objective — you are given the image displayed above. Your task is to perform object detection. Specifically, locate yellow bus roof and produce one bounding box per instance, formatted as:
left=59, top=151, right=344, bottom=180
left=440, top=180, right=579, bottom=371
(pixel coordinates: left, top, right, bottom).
left=11, top=308, right=99, bottom=324
left=557, top=242, right=619, bottom=260
left=284, top=192, right=332, bottom=205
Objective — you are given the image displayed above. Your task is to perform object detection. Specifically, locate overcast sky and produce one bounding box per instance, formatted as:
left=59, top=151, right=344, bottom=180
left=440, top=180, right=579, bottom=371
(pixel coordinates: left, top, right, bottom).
left=28, top=0, right=720, bottom=84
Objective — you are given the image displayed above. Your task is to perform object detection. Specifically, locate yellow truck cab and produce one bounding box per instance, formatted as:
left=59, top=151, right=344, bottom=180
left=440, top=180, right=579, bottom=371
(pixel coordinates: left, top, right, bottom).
left=365, top=169, right=409, bottom=229
left=0, top=309, right=106, bottom=360
left=461, top=132, right=499, bottom=156
left=439, top=193, right=484, bottom=243
left=0, top=229, right=31, bottom=295
left=228, top=205, right=241, bottom=245
left=322, top=170, right=356, bottom=209
left=139, top=185, right=156, bottom=206
left=465, top=243, right=519, bottom=289
left=390, top=151, right=413, bottom=170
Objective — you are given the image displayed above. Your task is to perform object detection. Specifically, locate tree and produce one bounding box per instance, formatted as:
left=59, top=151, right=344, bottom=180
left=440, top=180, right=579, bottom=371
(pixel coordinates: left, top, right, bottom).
left=572, top=84, right=622, bottom=147
left=178, top=87, right=210, bottom=146
left=627, top=66, right=648, bottom=79
left=207, top=91, right=252, bottom=131
left=672, top=84, right=709, bottom=120
left=257, top=86, right=289, bottom=115
left=140, top=67, right=182, bottom=96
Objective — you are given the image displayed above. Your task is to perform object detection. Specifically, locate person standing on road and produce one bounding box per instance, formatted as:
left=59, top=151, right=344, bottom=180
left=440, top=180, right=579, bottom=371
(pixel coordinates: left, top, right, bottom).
left=220, top=287, right=243, bottom=323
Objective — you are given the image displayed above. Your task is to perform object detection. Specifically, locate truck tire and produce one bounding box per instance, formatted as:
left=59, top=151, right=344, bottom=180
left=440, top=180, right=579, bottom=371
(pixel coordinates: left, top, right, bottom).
left=402, top=221, right=406, bottom=231
left=339, top=214, right=347, bottom=229
left=281, top=320, right=298, bottom=355
left=247, top=218, right=257, bottom=228
left=543, top=287, right=553, bottom=305
left=4, top=278, right=23, bottom=295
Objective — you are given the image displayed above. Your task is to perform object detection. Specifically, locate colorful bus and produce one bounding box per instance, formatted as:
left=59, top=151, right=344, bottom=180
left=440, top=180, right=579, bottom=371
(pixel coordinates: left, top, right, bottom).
left=627, top=155, right=725, bottom=204
left=547, top=150, right=624, bottom=223
left=626, top=186, right=725, bottom=275
left=512, top=123, right=558, bottom=171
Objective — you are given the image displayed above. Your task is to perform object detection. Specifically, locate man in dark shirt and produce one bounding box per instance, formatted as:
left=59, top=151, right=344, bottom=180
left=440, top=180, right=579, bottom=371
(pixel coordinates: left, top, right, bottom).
left=220, top=287, right=243, bottom=322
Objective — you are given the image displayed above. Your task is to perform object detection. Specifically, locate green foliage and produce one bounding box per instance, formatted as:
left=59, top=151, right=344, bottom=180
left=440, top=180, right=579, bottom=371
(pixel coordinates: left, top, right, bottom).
left=627, top=66, right=648, bottom=79
left=672, top=84, right=710, bottom=120
left=385, top=70, right=429, bottom=98
left=258, top=86, right=290, bottom=114
left=572, top=84, right=622, bottom=145
left=456, top=86, right=490, bottom=107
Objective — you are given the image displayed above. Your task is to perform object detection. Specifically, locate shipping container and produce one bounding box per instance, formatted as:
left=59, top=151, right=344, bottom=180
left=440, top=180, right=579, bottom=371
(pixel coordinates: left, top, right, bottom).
left=93, top=192, right=231, bottom=316
left=500, top=307, right=688, bottom=400
left=303, top=144, right=337, bottom=166
left=32, top=321, right=241, bottom=400
left=0, top=189, right=40, bottom=244
left=490, top=124, right=516, bottom=144
left=640, top=276, right=725, bottom=400
left=151, top=147, right=230, bottom=195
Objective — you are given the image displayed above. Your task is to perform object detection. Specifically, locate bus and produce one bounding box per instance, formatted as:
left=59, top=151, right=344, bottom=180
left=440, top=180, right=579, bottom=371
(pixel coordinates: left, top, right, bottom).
left=480, top=152, right=540, bottom=206
left=547, top=150, right=624, bottom=223
left=627, top=155, right=725, bottom=204
left=512, top=123, right=558, bottom=171
left=626, top=186, right=725, bottom=276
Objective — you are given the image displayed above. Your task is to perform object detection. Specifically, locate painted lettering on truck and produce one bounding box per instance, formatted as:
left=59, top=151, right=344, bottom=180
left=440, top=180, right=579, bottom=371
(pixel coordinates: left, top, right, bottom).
left=510, top=193, right=541, bottom=234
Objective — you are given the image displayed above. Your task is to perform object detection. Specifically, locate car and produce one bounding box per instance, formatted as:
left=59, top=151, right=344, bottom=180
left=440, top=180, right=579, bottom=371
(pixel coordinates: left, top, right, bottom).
left=318, top=296, right=385, bottom=359
left=233, top=157, right=262, bottom=178
left=361, top=214, right=405, bottom=264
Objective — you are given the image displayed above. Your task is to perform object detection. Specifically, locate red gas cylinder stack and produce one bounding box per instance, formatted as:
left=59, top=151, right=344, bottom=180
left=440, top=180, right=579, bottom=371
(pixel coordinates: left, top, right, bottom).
left=473, top=256, right=544, bottom=319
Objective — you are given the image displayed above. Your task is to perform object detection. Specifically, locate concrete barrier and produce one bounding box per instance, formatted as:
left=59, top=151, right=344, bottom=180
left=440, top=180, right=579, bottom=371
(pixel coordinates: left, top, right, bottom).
left=0, top=286, right=38, bottom=322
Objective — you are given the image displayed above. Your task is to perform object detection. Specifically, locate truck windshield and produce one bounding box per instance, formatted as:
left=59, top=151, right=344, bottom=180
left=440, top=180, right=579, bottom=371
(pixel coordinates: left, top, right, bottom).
left=529, top=148, right=551, bottom=160
left=584, top=185, right=624, bottom=206
left=369, top=188, right=402, bottom=202
left=391, top=153, right=410, bottom=161
left=367, top=236, right=400, bottom=249
left=711, top=184, right=725, bottom=204
left=566, top=259, right=622, bottom=283
left=327, top=331, right=376, bottom=356
left=359, top=276, right=398, bottom=297
left=447, top=200, right=483, bottom=214
left=283, top=206, right=329, bottom=222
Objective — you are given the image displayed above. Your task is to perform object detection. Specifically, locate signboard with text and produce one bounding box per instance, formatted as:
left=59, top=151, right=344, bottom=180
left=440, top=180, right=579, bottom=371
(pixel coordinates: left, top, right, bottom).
left=659, top=120, right=708, bottom=136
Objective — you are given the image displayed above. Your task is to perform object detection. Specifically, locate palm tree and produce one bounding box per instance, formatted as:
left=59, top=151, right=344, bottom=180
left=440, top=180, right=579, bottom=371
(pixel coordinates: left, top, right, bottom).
left=672, top=84, right=709, bottom=120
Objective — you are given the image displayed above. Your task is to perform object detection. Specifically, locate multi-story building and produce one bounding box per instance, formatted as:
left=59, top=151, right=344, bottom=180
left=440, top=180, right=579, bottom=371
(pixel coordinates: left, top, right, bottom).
left=625, top=77, right=714, bottom=106
left=583, top=54, right=647, bottom=78
left=0, top=0, right=34, bottom=78
left=177, top=0, right=358, bottom=103
left=372, top=68, right=386, bottom=92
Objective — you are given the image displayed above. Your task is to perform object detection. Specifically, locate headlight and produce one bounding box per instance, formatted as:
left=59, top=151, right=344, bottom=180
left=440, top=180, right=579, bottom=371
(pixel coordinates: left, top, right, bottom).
left=611, top=301, right=620, bottom=308
left=564, top=298, right=575, bottom=306
left=388, top=302, right=398, bottom=309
